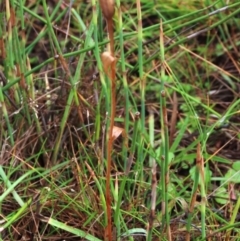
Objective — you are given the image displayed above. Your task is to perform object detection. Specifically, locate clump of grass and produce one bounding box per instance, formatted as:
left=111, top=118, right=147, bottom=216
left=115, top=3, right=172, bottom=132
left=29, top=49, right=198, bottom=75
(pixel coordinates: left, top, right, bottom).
left=0, top=0, right=240, bottom=240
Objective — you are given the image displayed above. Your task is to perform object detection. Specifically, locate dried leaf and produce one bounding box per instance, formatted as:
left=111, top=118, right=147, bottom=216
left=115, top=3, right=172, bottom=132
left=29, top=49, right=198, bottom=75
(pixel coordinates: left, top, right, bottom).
left=112, top=126, right=125, bottom=141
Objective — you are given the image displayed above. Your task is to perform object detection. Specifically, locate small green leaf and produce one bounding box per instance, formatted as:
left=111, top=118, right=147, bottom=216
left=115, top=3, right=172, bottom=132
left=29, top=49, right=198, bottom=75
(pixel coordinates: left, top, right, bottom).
left=232, top=161, right=240, bottom=171
left=189, top=166, right=212, bottom=184
left=215, top=187, right=228, bottom=205
left=224, top=169, right=240, bottom=184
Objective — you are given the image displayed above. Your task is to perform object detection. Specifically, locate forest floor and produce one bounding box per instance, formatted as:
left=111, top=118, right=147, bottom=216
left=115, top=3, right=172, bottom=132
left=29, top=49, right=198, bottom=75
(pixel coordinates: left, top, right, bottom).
left=0, top=0, right=240, bottom=240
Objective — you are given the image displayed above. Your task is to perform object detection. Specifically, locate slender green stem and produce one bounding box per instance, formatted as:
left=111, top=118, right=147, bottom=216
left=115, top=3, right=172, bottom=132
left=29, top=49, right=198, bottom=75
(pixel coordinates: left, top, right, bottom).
left=91, top=0, right=109, bottom=227
left=114, top=1, right=130, bottom=239
left=147, top=109, right=155, bottom=241
left=159, top=20, right=171, bottom=239
left=136, top=0, right=144, bottom=128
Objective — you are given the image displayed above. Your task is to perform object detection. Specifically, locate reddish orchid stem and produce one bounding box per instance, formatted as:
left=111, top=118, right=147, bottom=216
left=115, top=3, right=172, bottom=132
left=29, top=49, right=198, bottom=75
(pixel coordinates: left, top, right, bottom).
left=105, top=18, right=115, bottom=241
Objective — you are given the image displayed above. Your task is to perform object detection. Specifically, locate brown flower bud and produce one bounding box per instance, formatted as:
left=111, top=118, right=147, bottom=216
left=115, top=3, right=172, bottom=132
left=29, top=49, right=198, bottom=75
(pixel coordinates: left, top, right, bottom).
left=101, top=51, right=115, bottom=77
left=99, top=0, right=115, bottom=21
